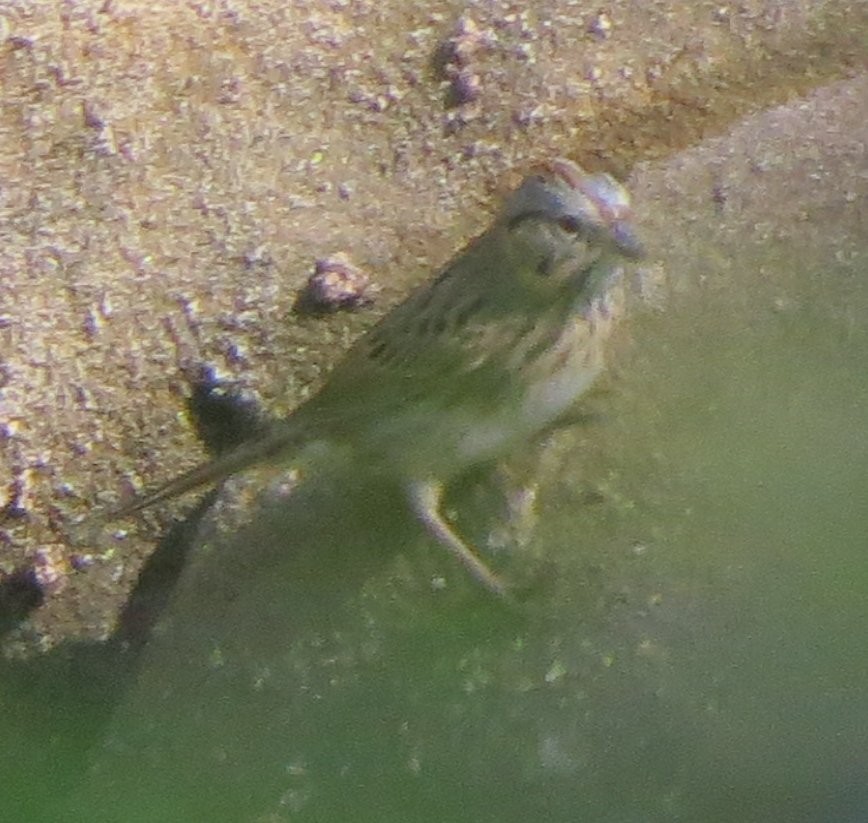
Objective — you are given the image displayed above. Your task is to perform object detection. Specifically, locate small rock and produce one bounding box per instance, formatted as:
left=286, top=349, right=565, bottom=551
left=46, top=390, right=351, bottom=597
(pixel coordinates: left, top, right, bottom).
left=69, top=552, right=95, bottom=571
left=439, top=14, right=495, bottom=109
left=588, top=12, right=614, bottom=40
left=30, top=545, right=68, bottom=595
left=450, top=68, right=482, bottom=105
left=295, top=254, right=378, bottom=314
left=443, top=15, right=492, bottom=68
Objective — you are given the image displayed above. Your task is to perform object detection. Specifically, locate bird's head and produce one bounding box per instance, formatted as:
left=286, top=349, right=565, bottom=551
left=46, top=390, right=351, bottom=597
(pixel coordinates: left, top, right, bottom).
left=498, top=158, right=643, bottom=298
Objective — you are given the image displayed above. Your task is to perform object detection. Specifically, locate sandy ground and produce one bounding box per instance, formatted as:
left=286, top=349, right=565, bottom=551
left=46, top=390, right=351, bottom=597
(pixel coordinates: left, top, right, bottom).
left=0, top=0, right=865, bottom=653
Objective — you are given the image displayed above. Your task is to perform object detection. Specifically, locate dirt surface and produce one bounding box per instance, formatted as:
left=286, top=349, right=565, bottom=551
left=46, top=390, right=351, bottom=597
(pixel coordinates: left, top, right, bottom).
left=0, top=0, right=864, bottom=655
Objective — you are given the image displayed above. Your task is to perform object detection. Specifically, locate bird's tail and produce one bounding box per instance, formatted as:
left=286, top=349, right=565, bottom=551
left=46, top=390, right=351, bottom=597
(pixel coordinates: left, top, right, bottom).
left=107, top=424, right=304, bottom=519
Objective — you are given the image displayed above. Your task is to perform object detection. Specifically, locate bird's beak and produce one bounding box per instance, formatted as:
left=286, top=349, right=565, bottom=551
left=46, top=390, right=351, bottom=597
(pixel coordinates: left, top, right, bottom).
left=610, top=220, right=645, bottom=259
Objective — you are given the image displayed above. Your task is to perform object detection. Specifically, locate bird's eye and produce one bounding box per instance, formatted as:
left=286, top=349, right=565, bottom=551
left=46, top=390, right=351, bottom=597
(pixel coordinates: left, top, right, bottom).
left=557, top=215, right=582, bottom=234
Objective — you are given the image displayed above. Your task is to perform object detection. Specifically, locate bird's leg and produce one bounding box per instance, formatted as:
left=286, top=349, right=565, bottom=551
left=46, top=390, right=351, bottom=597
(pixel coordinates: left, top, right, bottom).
left=406, top=479, right=507, bottom=596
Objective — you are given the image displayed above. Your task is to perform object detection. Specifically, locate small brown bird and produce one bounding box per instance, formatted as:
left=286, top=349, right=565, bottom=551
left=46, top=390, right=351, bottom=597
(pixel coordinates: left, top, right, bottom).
left=99, top=159, right=642, bottom=595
